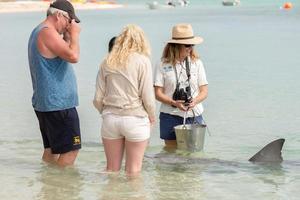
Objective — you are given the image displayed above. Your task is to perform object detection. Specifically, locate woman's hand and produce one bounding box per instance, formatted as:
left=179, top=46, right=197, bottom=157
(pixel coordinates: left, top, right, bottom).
left=173, top=100, right=188, bottom=111
left=187, top=99, right=196, bottom=110
left=148, top=116, right=155, bottom=126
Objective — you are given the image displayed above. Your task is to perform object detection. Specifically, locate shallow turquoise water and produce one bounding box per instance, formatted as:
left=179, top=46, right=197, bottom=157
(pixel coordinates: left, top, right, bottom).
left=0, top=1, right=300, bottom=199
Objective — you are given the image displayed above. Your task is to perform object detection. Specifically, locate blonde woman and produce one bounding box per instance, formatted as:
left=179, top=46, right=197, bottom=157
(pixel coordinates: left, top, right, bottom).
left=154, top=23, right=208, bottom=149
left=93, top=24, right=156, bottom=175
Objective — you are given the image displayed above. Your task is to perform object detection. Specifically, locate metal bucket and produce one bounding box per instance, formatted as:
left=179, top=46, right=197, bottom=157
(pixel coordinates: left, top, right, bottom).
left=174, top=123, right=206, bottom=152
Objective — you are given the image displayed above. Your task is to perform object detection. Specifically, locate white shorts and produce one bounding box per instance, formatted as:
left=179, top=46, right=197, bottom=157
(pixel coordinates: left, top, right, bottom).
left=101, top=113, right=150, bottom=142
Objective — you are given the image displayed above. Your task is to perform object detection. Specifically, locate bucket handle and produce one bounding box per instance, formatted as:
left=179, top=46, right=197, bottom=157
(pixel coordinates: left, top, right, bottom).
left=183, top=109, right=211, bottom=136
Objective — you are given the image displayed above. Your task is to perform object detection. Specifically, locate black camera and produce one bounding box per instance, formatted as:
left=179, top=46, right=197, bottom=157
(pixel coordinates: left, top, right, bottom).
left=172, top=56, right=192, bottom=107
left=172, top=84, right=192, bottom=104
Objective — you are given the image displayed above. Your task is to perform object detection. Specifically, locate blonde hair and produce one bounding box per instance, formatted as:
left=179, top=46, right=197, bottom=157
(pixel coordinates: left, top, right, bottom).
left=161, top=43, right=199, bottom=66
left=106, top=24, right=151, bottom=69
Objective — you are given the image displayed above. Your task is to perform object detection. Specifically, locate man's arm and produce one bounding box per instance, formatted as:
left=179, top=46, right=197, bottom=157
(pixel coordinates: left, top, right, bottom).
left=38, top=20, right=81, bottom=63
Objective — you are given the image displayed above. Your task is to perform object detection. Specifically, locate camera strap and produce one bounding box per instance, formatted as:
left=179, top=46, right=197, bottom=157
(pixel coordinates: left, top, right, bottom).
left=174, top=57, right=191, bottom=88
left=185, top=57, right=191, bottom=82
left=173, top=64, right=181, bottom=89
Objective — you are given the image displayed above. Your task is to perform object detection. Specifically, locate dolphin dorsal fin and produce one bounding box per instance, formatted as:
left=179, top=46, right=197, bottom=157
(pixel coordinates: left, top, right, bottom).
left=249, top=138, right=285, bottom=163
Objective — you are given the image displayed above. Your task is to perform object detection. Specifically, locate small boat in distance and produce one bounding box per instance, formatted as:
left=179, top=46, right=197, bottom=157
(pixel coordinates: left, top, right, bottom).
left=147, top=1, right=160, bottom=9
left=147, top=0, right=189, bottom=10
left=222, top=0, right=240, bottom=6
left=166, top=0, right=189, bottom=7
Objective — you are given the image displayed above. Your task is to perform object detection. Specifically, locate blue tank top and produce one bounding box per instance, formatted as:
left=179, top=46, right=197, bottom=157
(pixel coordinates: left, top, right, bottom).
left=28, top=24, right=78, bottom=111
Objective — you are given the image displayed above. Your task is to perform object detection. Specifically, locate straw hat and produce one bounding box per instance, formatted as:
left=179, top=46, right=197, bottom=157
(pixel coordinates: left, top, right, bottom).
left=167, top=23, right=203, bottom=45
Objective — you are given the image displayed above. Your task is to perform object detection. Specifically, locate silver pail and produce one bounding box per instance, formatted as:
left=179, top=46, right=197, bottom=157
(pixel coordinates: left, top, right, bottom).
left=174, top=124, right=206, bottom=152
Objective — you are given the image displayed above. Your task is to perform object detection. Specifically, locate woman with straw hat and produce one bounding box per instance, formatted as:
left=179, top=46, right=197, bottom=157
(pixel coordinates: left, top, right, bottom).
left=154, top=23, right=208, bottom=149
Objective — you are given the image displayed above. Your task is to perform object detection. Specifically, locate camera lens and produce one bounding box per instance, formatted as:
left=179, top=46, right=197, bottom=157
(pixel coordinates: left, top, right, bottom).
left=185, top=86, right=192, bottom=102
left=185, top=86, right=190, bottom=93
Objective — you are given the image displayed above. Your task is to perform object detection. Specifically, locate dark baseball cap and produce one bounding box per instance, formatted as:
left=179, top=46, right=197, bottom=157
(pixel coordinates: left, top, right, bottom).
left=50, top=0, right=80, bottom=23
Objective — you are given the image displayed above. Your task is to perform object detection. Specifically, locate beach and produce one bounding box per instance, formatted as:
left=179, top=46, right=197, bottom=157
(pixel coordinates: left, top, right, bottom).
left=0, top=1, right=123, bottom=13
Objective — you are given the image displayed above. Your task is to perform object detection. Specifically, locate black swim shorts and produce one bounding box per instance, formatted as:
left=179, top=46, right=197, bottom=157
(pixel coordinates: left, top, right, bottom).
left=35, top=107, right=81, bottom=154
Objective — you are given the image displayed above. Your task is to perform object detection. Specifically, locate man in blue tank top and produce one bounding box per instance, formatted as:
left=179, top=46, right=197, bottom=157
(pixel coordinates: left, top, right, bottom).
left=28, top=0, right=81, bottom=167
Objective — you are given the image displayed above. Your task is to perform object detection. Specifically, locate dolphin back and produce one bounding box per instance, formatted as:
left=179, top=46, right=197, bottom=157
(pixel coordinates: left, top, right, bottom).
left=249, top=138, right=285, bottom=163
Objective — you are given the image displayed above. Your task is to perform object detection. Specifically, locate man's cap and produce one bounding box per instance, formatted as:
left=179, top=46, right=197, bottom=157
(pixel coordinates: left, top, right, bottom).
left=50, top=0, right=80, bottom=23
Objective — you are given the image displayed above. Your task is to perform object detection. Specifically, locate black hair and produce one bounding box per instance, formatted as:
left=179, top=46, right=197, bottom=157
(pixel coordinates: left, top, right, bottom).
left=108, top=36, right=116, bottom=52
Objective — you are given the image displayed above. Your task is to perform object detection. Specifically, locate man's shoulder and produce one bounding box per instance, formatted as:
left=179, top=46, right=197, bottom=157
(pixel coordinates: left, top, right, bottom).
left=38, top=25, right=56, bottom=39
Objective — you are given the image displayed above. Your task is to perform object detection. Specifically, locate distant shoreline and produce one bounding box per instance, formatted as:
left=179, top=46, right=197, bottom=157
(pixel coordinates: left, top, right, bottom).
left=0, top=1, right=124, bottom=13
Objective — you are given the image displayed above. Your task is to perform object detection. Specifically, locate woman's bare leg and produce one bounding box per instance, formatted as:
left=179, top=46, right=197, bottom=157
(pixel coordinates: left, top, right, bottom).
left=102, top=137, right=125, bottom=172
left=125, top=139, right=149, bottom=176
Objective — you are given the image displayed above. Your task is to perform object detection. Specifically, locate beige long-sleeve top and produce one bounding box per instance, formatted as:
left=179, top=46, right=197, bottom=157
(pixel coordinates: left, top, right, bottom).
left=93, top=53, right=156, bottom=119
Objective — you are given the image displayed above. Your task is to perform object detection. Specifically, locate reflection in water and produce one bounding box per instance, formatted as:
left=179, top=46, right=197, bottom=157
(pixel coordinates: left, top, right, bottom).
left=98, top=173, right=147, bottom=200
left=144, top=148, right=288, bottom=200
left=250, top=163, right=286, bottom=190
left=148, top=149, right=207, bottom=200
left=36, top=165, right=84, bottom=200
